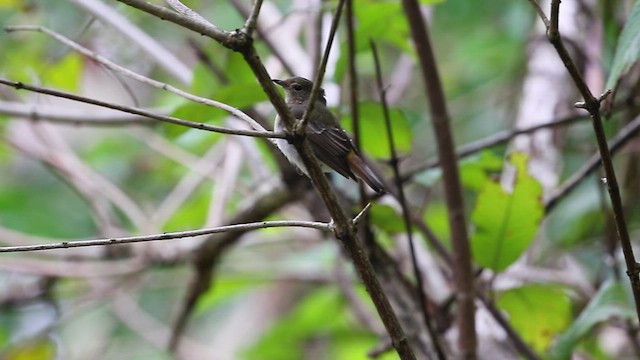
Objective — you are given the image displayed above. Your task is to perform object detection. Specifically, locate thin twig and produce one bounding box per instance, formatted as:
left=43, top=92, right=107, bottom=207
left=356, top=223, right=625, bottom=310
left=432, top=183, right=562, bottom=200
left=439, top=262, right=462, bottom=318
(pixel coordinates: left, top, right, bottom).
left=296, top=0, right=346, bottom=133
left=353, top=203, right=373, bottom=225
left=526, top=0, right=550, bottom=28
left=0, top=78, right=284, bottom=139
left=69, top=0, right=192, bottom=84
left=401, top=0, right=476, bottom=356
left=118, top=0, right=245, bottom=50
left=545, top=113, right=640, bottom=212
left=371, top=39, right=446, bottom=359
left=229, top=0, right=296, bottom=76
left=479, top=295, right=542, bottom=360
left=404, top=112, right=586, bottom=180
left=0, top=219, right=332, bottom=253
left=243, top=0, right=264, bottom=35
left=534, top=0, right=640, bottom=322
left=4, top=25, right=268, bottom=134
left=0, top=99, right=156, bottom=125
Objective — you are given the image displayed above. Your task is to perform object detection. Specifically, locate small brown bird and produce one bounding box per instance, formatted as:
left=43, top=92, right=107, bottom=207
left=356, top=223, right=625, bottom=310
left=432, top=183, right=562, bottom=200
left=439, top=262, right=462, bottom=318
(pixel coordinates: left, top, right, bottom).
left=273, top=77, right=386, bottom=193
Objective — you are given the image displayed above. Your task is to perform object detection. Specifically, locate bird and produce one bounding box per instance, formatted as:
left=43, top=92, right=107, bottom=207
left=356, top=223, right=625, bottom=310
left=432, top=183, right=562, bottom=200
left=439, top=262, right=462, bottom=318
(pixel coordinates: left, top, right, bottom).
left=272, top=76, right=386, bottom=194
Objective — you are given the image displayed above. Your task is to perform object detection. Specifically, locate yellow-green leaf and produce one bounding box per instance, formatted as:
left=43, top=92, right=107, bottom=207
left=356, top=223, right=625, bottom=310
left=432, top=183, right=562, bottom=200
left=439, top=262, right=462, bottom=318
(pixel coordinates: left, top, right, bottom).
left=498, top=285, right=571, bottom=353
left=471, top=153, right=543, bottom=271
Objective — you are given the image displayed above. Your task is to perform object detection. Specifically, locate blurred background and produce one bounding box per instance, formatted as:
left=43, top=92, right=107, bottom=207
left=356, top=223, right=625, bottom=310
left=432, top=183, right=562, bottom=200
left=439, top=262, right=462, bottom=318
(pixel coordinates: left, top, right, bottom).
left=1, top=0, right=639, bottom=359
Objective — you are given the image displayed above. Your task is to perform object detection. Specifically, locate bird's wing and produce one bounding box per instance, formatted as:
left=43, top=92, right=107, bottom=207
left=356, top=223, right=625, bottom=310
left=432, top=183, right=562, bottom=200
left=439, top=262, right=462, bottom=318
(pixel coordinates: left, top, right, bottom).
left=306, top=119, right=357, bottom=180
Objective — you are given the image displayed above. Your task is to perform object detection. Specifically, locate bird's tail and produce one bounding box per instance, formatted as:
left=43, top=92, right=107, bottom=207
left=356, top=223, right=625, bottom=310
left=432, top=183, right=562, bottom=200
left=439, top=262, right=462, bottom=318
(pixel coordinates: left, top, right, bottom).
left=347, top=153, right=387, bottom=194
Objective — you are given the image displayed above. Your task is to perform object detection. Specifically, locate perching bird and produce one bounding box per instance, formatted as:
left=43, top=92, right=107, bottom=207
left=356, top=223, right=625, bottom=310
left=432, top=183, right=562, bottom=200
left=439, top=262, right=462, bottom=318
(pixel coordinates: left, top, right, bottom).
left=272, top=77, right=386, bottom=194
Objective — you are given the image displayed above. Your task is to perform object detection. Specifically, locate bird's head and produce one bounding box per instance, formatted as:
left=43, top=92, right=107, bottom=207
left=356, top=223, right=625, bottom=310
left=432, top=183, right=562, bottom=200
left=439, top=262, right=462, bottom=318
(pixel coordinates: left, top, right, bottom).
left=272, top=77, right=326, bottom=105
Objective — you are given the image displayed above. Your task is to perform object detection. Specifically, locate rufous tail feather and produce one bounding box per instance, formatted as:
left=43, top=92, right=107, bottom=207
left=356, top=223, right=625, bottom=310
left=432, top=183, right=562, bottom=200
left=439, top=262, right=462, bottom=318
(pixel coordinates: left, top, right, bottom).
left=347, top=153, right=386, bottom=194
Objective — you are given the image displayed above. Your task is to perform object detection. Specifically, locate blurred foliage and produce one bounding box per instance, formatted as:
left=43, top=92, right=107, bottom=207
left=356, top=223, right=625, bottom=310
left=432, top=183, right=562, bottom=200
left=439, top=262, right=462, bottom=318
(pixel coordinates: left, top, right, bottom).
left=550, top=280, right=636, bottom=359
left=341, top=102, right=412, bottom=158
left=0, top=0, right=639, bottom=359
left=606, top=1, right=640, bottom=89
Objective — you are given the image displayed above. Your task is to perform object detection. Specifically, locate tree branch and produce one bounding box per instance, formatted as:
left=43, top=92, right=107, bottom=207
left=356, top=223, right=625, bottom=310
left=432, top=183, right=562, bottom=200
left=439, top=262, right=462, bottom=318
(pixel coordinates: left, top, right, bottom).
left=114, top=2, right=416, bottom=357
left=0, top=99, right=156, bottom=125
left=0, top=78, right=283, bottom=139
left=0, top=218, right=331, bottom=253
left=371, top=39, right=446, bottom=359
left=532, top=0, right=640, bottom=323
left=401, top=0, right=477, bottom=357
left=4, top=25, right=269, bottom=135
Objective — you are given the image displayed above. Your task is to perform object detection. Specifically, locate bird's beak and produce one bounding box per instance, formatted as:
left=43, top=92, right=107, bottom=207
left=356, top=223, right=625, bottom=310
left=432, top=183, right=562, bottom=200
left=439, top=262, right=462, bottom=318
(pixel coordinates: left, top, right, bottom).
left=272, top=79, right=284, bottom=87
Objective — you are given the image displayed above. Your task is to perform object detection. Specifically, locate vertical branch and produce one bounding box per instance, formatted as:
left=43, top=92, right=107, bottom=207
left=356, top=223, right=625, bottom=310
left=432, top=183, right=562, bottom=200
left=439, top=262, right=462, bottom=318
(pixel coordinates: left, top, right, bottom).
left=400, top=0, right=477, bottom=358
left=536, top=0, right=640, bottom=323
left=345, top=0, right=360, bottom=150
left=345, top=0, right=372, bottom=213
left=297, top=0, right=346, bottom=133
left=371, top=40, right=446, bottom=360
left=243, top=0, right=263, bottom=35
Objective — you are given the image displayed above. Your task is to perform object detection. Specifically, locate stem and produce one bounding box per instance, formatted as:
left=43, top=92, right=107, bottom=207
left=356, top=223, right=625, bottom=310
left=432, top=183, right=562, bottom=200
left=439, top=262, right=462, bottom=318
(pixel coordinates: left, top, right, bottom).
left=400, top=0, right=476, bottom=357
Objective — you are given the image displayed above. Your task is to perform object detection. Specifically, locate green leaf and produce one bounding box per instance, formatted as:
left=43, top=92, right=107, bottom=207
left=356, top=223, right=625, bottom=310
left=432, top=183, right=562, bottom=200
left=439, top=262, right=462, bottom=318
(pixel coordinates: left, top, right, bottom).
left=606, top=1, right=640, bottom=89
left=355, top=2, right=411, bottom=53
left=497, top=285, right=571, bottom=353
left=470, top=153, right=544, bottom=271
left=549, top=280, right=636, bottom=359
left=341, top=102, right=412, bottom=159
left=335, top=1, right=411, bottom=81
left=460, top=151, right=504, bottom=191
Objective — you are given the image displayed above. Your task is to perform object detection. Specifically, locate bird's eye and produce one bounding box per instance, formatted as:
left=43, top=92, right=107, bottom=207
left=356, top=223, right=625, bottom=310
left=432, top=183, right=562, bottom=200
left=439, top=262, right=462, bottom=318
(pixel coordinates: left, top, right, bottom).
left=292, top=84, right=303, bottom=91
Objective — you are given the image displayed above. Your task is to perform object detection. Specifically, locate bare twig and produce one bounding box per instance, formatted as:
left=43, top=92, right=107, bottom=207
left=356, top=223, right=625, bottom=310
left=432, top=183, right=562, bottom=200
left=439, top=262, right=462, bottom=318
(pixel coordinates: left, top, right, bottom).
left=229, top=0, right=296, bottom=76
left=526, top=0, right=550, bottom=28
left=532, top=0, right=640, bottom=322
left=478, top=295, right=542, bottom=360
left=68, top=0, right=192, bottom=84
left=401, top=0, right=476, bottom=356
left=0, top=99, right=156, bottom=125
left=404, top=112, right=586, bottom=180
left=371, top=40, right=446, bottom=359
left=243, top=0, right=264, bottom=35
left=0, top=219, right=332, bottom=253
left=296, top=0, right=346, bottom=133
left=0, top=78, right=284, bottom=139
left=4, top=25, right=268, bottom=134
left=545, top=113, right=640, bottom=212
left=353, top=203, right=373, bottom=225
